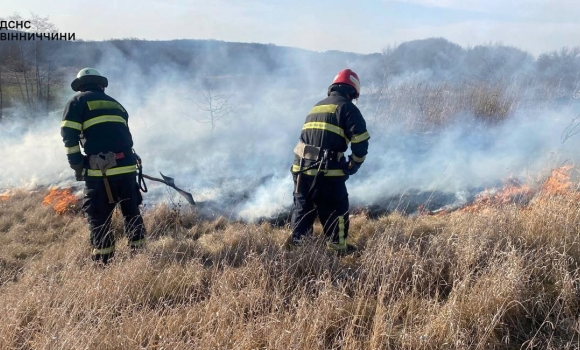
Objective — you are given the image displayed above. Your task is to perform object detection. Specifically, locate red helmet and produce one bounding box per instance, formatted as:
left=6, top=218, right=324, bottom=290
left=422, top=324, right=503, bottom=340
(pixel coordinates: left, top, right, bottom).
left=331, top=69, right=360, bottom=98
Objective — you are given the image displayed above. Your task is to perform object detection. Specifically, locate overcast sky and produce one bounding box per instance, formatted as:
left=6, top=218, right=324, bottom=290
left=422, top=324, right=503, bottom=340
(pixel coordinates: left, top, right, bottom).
left=1, top=0, right=579, bottom=55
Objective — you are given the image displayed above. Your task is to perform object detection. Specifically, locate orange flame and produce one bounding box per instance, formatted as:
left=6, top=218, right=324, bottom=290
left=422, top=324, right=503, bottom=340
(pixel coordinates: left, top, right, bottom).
left=42, top=188, right=79, bottom=214
left=539, top=165, right=573, bottom=197
left=0, top=192, right=11, bottom=201
left=461, top=177, right=533, bottom=213
left=460, top=165, right=577, bottom=213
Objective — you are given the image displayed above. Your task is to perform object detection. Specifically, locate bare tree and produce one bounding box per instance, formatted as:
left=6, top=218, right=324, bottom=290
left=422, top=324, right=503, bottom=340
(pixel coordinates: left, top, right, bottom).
left=29, top=13, right=57, bottom=112
left=0, top=12, right=62, bottom=118
left=537, top=46, right=580, bottom=100
left=193, top=77, right=236, bottom=136
left=0, top=60, right=4, bottom=120
left=369, top=45, right=397, bottom=126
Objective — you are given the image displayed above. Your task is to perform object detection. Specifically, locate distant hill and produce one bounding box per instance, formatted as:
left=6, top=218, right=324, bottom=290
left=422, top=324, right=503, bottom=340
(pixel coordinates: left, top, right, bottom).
left=0, top=34, right=577, bottom=118
left=37, top=38, right=374, bottom=79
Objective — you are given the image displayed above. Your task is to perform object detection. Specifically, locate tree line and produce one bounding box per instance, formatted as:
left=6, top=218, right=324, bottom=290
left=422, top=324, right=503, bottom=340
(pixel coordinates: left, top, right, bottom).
left=0, top=14, right=578, bottom=125
left=0, top=13, right=67, bottom=119
left=363, top=38, right=580, bottom=129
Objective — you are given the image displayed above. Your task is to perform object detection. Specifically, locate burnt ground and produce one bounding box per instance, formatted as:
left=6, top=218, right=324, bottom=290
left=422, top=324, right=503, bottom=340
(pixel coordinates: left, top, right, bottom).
left=193, top=187, right=488, bottom=227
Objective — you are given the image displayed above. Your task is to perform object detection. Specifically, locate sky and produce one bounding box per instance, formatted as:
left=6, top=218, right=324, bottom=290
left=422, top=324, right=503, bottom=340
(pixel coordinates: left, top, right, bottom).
left=1, top=0, right=579, bottom=56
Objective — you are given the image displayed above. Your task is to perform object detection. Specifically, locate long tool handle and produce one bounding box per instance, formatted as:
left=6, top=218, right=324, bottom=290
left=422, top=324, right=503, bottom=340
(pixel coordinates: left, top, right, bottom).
left=142, top=174, right=165, bottom=183
left=295, top=158, right=304, bottom=194
left=103, top=176, right=115, bottom=204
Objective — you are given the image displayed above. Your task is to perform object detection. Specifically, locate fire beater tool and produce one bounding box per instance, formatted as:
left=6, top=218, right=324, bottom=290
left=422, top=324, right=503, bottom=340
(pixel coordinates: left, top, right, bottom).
left=141, top=173, right=195, bottom=205
left=134, top=151, right=195, bottom=205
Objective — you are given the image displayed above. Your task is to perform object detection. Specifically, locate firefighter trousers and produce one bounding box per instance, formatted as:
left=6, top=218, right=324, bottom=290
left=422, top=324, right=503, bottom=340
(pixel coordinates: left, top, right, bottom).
left=290, top=174, right=349, bottom=244
left=82, top=175, right=146, bottom=257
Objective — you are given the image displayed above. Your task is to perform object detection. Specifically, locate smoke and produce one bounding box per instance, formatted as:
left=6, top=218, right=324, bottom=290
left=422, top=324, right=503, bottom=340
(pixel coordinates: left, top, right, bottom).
left=0, top=116, right=72, bottom=190
left=1, top=39, right=580, bottom=221
left=351, top=108, right=580, bottom=211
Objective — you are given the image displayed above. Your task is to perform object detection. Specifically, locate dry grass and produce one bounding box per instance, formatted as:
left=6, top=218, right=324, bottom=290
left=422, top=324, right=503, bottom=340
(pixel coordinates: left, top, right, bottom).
left=367, top=81, right=531, bottom=132
left=1, top=187, right=580, bottom=349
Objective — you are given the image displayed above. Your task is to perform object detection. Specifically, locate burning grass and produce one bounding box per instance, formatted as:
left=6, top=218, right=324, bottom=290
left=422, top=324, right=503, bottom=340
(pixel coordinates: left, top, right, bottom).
left=460, top=165, right=577, bottom=215
left=1, top=183, right=580, bottom=349
left=42, top=187, right=80, bottom=215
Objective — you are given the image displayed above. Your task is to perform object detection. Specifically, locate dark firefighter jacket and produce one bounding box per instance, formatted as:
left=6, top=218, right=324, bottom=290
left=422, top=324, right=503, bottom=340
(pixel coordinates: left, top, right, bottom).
left=292, top=90, right=370, bottom=177
left=61, top=89, right=137, bottom=180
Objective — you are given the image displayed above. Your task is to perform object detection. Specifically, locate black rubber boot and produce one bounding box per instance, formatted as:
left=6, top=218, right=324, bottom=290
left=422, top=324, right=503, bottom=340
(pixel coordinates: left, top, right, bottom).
left=92, top=252, right=114, bottom=265
left=285, top=234, right=307, bottom=250
left=327, top=241, right=358, bottom=256
left=128, top=238, right=146, bottom=257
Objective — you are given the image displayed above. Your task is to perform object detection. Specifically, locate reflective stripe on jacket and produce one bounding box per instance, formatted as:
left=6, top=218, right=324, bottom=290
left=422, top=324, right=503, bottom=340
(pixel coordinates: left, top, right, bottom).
left=61, top=89, right=136, bottom=178
left=292, top=90, right=369, bottom=177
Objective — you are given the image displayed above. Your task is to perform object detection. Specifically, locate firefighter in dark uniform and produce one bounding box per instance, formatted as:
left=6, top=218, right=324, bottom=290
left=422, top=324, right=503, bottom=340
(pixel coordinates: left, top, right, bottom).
left=61, top=68, right=146, bottom=264
left=289, top=69, right=370, bottom=252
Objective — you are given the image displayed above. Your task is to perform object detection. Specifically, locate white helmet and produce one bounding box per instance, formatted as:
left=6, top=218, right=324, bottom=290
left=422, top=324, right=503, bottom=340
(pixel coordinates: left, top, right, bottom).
left=71, top=68, right=108, bottom=92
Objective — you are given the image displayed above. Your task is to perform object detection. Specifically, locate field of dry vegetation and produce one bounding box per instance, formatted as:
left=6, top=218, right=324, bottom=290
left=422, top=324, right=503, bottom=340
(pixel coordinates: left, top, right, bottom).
left=1, top=170, right=580, bottom=350
left=1, top=33, right=579, bottom=349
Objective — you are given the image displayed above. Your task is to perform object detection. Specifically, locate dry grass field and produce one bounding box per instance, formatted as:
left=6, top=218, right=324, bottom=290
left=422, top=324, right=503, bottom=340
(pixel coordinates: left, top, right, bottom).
left=1, top=168, right=580, bottom=349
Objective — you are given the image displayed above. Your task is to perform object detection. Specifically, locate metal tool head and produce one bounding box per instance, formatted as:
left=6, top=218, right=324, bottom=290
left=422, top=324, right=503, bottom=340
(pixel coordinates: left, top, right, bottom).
left=160, top=172, right=195, bottom=205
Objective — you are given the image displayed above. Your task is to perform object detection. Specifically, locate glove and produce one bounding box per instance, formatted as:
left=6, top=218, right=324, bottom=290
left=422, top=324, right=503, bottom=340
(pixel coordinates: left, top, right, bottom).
left=343, top=156, right=362, bottom=176
left=70, top=162, right=84, bottom=181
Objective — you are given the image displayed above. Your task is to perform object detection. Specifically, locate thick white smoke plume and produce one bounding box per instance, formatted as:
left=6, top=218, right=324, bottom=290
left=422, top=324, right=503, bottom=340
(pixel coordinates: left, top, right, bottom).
left=1, top=40, right=579, bottom=222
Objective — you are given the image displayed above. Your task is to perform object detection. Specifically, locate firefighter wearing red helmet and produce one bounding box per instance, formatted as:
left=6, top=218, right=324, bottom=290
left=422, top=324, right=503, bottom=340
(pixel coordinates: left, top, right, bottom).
left=288, top=68, right=370, bottom=252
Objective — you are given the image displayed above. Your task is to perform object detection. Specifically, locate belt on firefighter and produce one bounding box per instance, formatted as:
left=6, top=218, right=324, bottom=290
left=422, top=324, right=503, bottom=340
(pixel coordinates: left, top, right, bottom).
left=293, top=142, right=346, bottom=194
left=88, top=152, right=119, bottom=204
left=87, top=152, right=124, bottom=160
left=293, top=141, right=343, bottom=161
